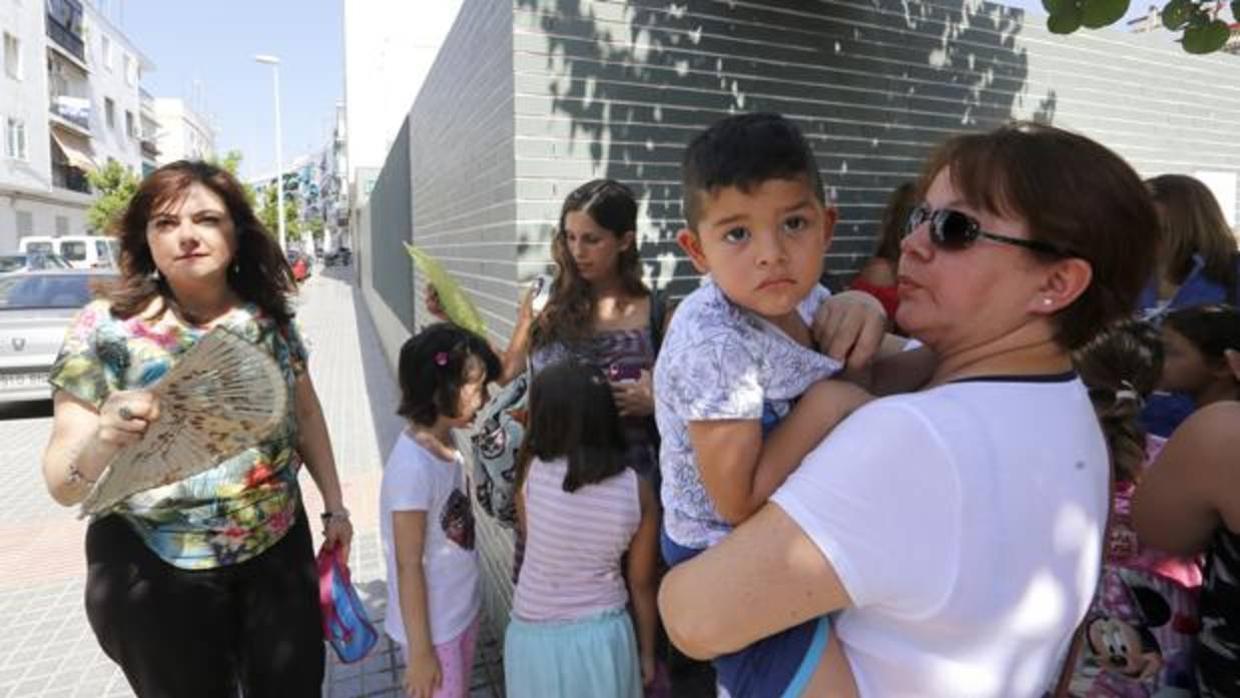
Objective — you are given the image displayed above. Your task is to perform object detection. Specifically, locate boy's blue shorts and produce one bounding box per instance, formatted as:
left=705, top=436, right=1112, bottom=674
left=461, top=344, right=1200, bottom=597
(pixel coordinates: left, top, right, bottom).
left=661, top=528, right=832, bottom=698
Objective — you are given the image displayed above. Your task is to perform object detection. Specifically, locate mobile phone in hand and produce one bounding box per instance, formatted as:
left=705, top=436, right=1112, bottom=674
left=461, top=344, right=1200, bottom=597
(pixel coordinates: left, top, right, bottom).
left=608, top=363, right=642, bottom=383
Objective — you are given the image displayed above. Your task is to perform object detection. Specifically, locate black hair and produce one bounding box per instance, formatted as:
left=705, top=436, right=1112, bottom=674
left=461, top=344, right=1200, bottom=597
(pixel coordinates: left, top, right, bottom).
left=1073, top=319, right=1163, bottom=483
left=397, top=323, right=501, bottom=427
left=680, top=112, right=825, bottom=230
left=520, top=360, right=628, bottom=493
left=1163, top=304, right=1240, bottom=366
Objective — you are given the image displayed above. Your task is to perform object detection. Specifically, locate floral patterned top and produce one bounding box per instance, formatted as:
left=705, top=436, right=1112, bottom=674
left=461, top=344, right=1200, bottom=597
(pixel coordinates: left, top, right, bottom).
left=50, top=298, right=307, bottom=570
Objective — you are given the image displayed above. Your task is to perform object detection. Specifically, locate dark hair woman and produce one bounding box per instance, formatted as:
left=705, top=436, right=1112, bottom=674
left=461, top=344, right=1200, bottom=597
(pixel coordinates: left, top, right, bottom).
left=41, top=160, right=351, bottom=697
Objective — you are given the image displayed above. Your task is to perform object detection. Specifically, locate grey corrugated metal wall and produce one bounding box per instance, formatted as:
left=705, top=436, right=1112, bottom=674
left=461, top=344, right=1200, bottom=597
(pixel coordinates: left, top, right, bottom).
left=365, top=118, right=414, bottom=331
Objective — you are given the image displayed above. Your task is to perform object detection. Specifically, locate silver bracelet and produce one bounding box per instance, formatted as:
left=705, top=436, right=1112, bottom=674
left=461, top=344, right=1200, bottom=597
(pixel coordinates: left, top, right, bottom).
left=320, top=509, right=350, bottom=524
left=67, top=463, right=96, bottom=486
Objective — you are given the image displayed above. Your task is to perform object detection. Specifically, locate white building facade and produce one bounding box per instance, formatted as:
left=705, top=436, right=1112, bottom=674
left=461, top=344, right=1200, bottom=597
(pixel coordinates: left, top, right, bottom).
left=341, top=0, right=462, bottom=235
left=153, top=97, right=215, bottom=165
left=1, top=0, right=154, bottom=249
left=82, top=0, right=149, bottom=175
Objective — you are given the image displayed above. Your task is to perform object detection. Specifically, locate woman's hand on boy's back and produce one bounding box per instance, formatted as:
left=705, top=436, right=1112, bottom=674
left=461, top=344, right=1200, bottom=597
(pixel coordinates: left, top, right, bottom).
left=813, top=290, right=888, bottom=372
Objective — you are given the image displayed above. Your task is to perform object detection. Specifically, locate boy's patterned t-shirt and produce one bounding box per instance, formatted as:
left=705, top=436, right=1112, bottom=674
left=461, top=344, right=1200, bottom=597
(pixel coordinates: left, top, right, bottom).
left=654, top=280, right=841, bottom=550
left=50, top=299, right=308, bottom=570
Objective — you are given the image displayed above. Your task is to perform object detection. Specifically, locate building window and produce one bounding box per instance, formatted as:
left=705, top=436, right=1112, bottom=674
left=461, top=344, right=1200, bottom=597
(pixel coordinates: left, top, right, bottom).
left=5, top=118, right=26, bottom=160
left=3, top=32, right=20, bottom=80
left=55, top=216, right=70, bottom=236
left=125, top=110, right=135, bottom=138
left=16, top=211, right=33, bottom=237
left=105, top=97, right=115, bottom=130
left=102, top=34, right=112, bottom=70
left=123, top=53, right=133, bottom=85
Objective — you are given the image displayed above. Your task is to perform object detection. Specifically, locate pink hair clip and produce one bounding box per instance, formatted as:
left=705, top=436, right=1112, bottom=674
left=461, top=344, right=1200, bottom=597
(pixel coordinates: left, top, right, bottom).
left=434, top=352, right=449, bottom=366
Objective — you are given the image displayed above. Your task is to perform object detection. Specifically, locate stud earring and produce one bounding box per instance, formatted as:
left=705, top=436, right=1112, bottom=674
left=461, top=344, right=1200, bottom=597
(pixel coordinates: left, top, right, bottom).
left=1042, top=298, right=1053, bottom=306
left=149, top=268, right=161, bottom=282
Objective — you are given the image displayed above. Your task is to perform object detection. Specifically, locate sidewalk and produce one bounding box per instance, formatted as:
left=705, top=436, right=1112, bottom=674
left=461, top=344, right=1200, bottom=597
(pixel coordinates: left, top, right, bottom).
left=0, top=267, right=502, bottom=698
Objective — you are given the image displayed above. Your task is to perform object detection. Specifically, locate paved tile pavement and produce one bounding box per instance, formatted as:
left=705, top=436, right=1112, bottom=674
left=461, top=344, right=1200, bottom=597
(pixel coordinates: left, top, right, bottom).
left=0, top=266, right=502, bottom=697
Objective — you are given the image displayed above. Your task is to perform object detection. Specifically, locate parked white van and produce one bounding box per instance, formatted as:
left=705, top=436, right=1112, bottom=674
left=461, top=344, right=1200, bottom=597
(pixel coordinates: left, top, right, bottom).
left=19, top=236, right=121, bottom=270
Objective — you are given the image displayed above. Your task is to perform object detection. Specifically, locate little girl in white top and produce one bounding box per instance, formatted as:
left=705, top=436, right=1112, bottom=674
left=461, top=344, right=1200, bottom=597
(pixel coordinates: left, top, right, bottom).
left=380, top=323, right=501, bottom=698
left=504, top=360, right=659, bottom=698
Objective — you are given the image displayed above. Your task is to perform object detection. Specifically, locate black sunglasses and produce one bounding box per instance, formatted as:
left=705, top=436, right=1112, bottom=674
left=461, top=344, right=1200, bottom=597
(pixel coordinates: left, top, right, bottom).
left=905, top=204, right=1069, bottom=257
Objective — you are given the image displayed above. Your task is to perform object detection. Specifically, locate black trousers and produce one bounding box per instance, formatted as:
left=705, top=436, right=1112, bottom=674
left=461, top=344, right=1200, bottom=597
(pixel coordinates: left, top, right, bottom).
left=84, top=507, right=324, bottom=698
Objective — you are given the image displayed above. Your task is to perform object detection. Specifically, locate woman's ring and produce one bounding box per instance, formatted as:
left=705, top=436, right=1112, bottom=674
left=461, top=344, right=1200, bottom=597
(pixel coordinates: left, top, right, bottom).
left=118, top=406, right=133, bottom=421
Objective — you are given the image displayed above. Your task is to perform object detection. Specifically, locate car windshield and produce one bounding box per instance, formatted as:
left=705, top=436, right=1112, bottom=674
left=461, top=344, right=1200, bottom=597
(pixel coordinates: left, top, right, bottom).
left=0, top=274, right=100, bottom=309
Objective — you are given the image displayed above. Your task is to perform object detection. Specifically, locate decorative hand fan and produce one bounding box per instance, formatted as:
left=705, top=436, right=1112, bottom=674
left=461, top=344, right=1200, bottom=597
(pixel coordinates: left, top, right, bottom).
left=405, top=244, right=488, bottom=337
left=79, top=327, right=289, bottom=517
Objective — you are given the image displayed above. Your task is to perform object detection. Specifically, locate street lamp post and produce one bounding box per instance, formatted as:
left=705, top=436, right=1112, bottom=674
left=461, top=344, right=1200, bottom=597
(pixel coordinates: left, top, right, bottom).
left=254, top=54, right=285, bottom=252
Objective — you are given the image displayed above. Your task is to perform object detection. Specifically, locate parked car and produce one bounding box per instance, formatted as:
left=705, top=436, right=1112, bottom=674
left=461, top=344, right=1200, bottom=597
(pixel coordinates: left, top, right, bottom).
left=0, top=270, right=115, bottom=404
left=324, top=246, right=352, bottom=267
left=19, top=235, right=121, bottom=270
left=0, top=252, right=74, bottom=273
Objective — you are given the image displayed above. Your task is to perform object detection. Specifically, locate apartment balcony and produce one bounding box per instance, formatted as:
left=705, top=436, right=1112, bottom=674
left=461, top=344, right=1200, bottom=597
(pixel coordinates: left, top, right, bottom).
left=139, top=87, right=156, bottom=117
left=140, top=137, right=160, bottom=159
left=45, top=0, right=86, bottom=64
left=48, top=95, right=90, bottom=133
left=52, top=162, right=91, bottom=194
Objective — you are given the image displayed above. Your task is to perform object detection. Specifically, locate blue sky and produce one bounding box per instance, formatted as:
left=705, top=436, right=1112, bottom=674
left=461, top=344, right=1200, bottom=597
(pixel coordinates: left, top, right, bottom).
left=115, top=0, right=345, bottom=179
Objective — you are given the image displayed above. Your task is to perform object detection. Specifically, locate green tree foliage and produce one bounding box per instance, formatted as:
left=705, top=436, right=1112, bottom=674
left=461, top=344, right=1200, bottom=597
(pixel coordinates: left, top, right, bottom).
left=1044, top=0, right=1237, bottom=54
left=257, top=183, right=303, bottom=243
left=85, top=160, right=141, bottom=234
left=306, top=217, right=325, bottom=246
left=208, top=149, right=258, bottom=207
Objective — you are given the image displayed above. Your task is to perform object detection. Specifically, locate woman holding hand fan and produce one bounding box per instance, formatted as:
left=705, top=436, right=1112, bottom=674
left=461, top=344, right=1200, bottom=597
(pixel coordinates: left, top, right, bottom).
left=40, top=160, right=350, bottom=698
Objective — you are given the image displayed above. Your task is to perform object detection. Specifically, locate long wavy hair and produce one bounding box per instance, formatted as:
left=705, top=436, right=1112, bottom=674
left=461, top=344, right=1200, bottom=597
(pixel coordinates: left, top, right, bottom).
left=1147, top=174, right=1238, bottom=291
left=532, top=179, right=648, bottom=348
left=103, top=160, right=297, bottom=327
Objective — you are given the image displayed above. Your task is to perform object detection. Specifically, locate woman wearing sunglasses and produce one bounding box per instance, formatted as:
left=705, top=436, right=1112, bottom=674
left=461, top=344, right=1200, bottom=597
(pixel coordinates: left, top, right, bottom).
left=659, top=123, right=1160, bottom=697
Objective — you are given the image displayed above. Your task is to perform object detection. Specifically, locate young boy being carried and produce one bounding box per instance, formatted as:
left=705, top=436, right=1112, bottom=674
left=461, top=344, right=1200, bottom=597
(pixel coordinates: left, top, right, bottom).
left=655, top=112, right=871, bottom=698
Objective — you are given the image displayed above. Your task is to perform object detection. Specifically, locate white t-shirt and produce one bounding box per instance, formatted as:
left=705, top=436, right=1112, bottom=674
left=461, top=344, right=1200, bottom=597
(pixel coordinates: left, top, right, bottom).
left=655, top=279, right=840, bottom=549
left=380, top=431, right=480, bottom=647
left=771, top=374, right=1108, bottom=698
